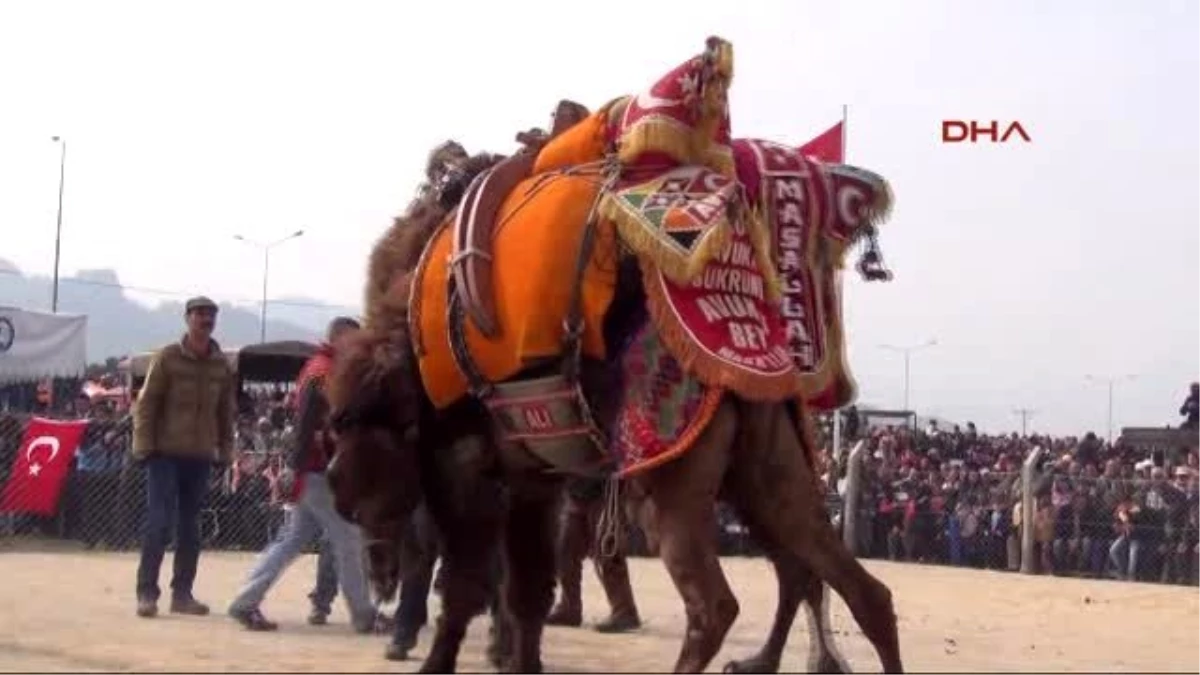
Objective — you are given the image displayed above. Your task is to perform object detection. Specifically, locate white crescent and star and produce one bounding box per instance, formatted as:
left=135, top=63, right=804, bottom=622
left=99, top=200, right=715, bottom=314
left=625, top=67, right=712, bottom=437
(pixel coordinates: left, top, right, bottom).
left=25, top=436, right=61, bottom=477
left=837, top=185, right=868, bottom=229
left=634, top=90, right=679, bottom=112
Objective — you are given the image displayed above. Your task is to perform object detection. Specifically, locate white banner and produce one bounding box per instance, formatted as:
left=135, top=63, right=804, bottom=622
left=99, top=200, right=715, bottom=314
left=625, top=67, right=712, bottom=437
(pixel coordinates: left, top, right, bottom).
left=0, top=306, right=88, bottom=383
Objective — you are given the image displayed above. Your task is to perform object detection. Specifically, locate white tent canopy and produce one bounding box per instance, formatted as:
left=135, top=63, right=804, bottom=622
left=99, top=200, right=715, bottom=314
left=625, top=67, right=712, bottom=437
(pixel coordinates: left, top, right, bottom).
left=119, top=347, right=240, bottom=380
left=0, top=306, right=88, bottom=383
left=118, top=351, right=159, bottom=380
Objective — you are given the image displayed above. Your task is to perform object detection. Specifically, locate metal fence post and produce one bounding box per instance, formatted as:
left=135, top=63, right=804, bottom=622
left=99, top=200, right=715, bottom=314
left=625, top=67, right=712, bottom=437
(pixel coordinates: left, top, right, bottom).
left=832, top=409, right=843, bottom=466
left=842, top=440, right=866, bottom=553
left=1020, top=445, right=1044, bottom=574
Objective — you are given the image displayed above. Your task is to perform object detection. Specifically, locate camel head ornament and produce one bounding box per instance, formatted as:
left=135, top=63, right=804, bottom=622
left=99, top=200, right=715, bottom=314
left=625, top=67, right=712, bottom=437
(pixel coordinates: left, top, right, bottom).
left=819, top=162, right=894, bottom=282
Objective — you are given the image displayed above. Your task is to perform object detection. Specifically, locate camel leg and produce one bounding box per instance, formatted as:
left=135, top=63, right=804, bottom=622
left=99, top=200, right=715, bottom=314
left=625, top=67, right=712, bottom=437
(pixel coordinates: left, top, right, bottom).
left=546, top=487, right=591, bottom=627
left=484, top=553, right=511, bottom=668
left=498, top=477, right=561, bottom=674
left=715, top=554, right=791, bottom=673
left=384, top=502, right=441, bottom=660
left=801, top=580, right=851, bottom=674
left=418, top=435, right=504, bottom=674
left=732, top=401, right=902, bottom=673
left=417, top=531, right=495, bottom=673
left=722, top=483, right=847, bottom=672
left=387, top=538, right=439, bottom=660
left=719, top=558, right=848, bottom=674
left=641, top=399, right=740, bottom=673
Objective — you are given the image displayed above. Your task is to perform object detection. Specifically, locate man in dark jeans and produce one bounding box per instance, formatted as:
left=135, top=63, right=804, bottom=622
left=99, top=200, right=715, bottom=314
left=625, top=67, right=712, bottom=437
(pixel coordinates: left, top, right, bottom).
left=131, top=296, right=234, bottom=618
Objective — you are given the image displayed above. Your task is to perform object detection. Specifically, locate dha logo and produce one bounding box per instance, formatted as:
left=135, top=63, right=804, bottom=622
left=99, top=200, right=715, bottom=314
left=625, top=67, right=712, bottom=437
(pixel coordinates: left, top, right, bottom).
left=941, top=120, right=1031, bottom=144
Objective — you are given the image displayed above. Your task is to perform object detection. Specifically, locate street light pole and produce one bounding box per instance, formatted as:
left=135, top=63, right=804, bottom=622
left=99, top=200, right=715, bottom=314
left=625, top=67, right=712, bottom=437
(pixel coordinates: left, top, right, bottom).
left=50, top=136, right=67, bottom=313
left=879, top=339, right=938, bottom=414
left=903, top=351, right=911, bottom=412
left=1108, top=382, right=1113, bottom=441
left=1085, top=374, right=1136, bottom=444
left=233, top=230, right=305, bottom=343
left=259, top=246, right=270, bottom=343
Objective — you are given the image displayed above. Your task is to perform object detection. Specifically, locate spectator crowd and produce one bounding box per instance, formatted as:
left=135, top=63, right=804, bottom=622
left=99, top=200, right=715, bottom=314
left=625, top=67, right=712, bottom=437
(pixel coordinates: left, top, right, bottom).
left=3, top=376, right=1198, bottom=588
left=831, top=416, right=1199, bottom=587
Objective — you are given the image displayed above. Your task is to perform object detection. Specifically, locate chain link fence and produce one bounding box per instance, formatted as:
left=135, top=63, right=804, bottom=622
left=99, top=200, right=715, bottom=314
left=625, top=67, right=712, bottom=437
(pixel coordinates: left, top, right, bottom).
left=2, top=407, right=1197, bottom=586
left=0, top=409, right=299, bottom=553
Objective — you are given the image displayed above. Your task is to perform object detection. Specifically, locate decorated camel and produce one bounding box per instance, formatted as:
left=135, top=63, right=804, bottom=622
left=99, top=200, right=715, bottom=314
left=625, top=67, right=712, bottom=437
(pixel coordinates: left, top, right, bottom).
left=326, top=37, right=902, bottom=673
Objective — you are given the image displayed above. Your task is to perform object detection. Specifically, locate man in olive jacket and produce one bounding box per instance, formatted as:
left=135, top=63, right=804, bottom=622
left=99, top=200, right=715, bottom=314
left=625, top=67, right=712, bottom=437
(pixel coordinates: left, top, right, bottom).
left=132, top=296, right=234, bottom=618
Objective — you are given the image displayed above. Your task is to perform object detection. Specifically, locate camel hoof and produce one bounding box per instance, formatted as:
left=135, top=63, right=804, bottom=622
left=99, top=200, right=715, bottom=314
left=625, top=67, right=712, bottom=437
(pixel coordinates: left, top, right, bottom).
left=723, top=656, right=779, bottom=674
left=486, top=631, right=511, bottom=668
left=545, top=606, right=582, bottom=628
left=815, top=654, right=848, bottom=674
left=593, top=613, right=642, bottom=634
left=384, top=643, right=410, bottom=662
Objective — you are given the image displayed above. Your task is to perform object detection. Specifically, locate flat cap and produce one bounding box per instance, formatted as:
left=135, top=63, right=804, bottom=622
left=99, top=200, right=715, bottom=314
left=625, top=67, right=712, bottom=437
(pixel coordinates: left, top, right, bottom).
left=184, top=296, right=218, bottom=313
left=326, top=316, right=361, bottom=339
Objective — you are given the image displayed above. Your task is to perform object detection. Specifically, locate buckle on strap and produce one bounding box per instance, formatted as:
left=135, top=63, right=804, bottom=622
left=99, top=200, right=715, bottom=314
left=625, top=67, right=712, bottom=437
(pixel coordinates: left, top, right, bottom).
left=448, top=247, right=494, bottom=266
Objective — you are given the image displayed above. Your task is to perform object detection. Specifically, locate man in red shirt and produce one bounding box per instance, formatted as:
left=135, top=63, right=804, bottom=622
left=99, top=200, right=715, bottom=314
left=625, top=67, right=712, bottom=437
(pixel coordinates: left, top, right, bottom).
left=227, top=317, right=380, bottom=632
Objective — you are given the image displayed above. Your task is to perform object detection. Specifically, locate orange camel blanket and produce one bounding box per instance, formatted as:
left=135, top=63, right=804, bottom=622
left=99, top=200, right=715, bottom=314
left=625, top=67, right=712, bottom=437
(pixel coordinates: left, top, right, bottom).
left=410, top=171, right=619, bottom=410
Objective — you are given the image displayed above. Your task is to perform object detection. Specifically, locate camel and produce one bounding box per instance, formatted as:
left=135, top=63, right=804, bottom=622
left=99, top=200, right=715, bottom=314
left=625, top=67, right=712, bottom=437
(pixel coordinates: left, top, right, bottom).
left=327, top=37, right=902, bottom=674
left=331, top=283, right=885, bottom=675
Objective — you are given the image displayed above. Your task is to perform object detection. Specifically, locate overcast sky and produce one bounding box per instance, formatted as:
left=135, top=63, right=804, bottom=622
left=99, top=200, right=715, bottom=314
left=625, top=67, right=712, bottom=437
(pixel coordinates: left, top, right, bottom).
left=1, top=0, right=1196, bottom=435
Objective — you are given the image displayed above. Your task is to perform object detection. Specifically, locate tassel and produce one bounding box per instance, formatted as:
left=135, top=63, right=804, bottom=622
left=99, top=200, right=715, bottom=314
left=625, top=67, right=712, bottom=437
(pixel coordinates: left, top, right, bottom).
left=865, top=176, right=895, bottom=227
left=598, top=191, right=733, bottom=286
left=617, top=120, right=700, bottom=169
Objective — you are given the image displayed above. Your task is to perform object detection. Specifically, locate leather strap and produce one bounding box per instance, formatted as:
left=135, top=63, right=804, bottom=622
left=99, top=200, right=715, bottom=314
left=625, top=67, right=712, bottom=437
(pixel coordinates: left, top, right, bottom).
left=446, top=152, right=616, bottom=402
left=446, top=277, right=494, bottom=398
left=450, top=167, right=502, bottom=338
left=561, top=164, right=618, bottom=384
left=560, top=210, right=598, bottom=384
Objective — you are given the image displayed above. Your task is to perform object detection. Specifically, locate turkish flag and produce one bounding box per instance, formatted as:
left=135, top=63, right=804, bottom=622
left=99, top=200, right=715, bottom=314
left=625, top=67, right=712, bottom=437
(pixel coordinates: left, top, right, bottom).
left=798, top=121, right=844, bottom=163
left=0, top=417, right=89, bottom=515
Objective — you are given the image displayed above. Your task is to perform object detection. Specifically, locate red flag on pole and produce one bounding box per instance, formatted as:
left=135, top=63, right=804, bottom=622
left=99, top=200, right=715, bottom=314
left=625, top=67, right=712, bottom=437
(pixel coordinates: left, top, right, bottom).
left=798, top=120, right=844, bottom=163
left=0, top=417, right=88, bottom=515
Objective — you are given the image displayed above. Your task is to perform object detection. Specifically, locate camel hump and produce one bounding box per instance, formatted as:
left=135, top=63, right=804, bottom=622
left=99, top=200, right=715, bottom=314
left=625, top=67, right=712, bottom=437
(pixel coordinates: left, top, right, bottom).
left=451, top=101, right=603, bottom=338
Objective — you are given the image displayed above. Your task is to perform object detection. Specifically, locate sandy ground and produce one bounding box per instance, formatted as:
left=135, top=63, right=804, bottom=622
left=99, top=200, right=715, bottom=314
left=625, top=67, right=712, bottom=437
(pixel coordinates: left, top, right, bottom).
left=0, top=549, right=1196, bottom=673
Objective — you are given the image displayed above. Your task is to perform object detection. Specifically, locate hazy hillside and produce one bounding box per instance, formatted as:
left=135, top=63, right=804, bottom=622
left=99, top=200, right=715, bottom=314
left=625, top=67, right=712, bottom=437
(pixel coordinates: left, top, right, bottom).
left=0, top=260, right=356, bottom=360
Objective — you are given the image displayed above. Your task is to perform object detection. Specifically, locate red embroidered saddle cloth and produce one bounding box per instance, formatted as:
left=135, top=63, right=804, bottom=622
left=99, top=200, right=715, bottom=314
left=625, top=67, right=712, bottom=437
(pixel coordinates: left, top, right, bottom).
left=733, top=138, right=894, bottom=411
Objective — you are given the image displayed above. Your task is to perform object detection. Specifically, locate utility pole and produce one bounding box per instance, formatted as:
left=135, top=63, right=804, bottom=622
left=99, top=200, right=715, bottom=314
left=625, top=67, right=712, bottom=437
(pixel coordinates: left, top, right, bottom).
left=1013, top=408, right=1037, bottom=436
left=1085, top=374, right=1137, bottom=444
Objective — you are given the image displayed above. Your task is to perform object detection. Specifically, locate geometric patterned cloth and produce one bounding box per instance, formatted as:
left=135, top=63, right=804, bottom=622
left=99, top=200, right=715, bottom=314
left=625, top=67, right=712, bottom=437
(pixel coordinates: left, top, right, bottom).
left=610, top=318, right=722, bottom=477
